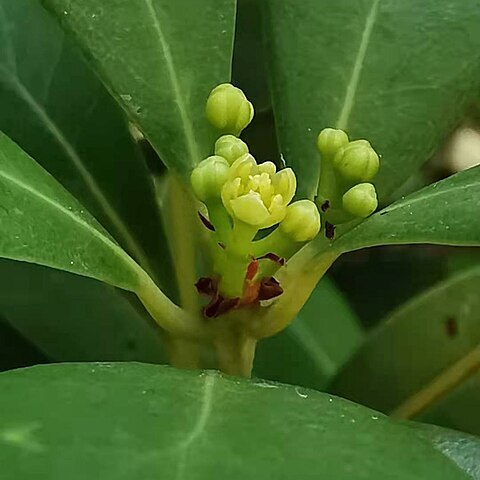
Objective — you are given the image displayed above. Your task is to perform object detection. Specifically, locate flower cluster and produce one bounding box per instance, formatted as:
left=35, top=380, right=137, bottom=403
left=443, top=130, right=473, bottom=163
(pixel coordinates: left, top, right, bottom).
left=190, top=84, right=380, bottom=318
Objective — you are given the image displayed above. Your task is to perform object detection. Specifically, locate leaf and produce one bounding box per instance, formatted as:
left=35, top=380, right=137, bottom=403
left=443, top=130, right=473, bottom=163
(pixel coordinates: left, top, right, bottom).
left=330, top=246, right=446, bottom=329
left=0, top=316, right=47, bottom=372
left=333, top=166, right=480, bottom=254
left=254, top=277, right=363, bottom=390
left=407, top=422, right=480, bottom=480
left=263, top=0, right=480, bottom=199
left=232, top=0, right=270, bottom=113
left=0, top=131, right=143, bottom=291
left=0, top=259, right=166, bottom=364
left=418, top=366, right=480, bottom=439
left=0, top=363, right=474, bottom=479
left=41, top=0, right=237, bottom=175
left=0, top=0, right=173, bottom=290
left=330, top=266, right=480, bottom=418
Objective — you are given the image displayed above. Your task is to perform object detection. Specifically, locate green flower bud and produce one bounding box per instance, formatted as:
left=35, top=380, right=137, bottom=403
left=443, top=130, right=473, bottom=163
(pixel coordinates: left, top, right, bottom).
left=333, top=140, right=380, bottom=183
left=316, top=128, right=349, bottom=157
left=279, top=200, right=321, bottom=242
left=190, top=155, right=230, bottom=202
left=342, top=183, right=378, bottom=218
left=205, top=83, right=254, bottom=136
left=214, top=135, right=249, bottom=165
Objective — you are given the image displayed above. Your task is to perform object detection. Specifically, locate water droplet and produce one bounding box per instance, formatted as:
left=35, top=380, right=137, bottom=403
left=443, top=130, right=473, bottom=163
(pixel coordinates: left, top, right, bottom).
left=350, top=419, right=356, bottom=423
left=371, top=415, right=379, bottom=420
left=70, top=261, right=74, bottom=265
left=307, top=127, right=312, bottom=132
left=63, top=10, right=69, bottom=15
left=328, top=397, right=333, bottom=402
left=254, top=382, right=279, bottom=389
left=295, top=387, right=308, bottom=398
left=91, top=13, right=96, bottom=18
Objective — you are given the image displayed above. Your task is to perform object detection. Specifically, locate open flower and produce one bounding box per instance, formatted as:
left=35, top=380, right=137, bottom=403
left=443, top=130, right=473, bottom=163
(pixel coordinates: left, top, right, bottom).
left=221, top=154, right=296, bottom=228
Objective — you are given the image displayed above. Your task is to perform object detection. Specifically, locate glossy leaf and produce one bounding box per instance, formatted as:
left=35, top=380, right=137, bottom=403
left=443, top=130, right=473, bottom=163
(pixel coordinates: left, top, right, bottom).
left=0, top=0, right=172, bottom=289
left=0, top=260, right=166, bottom=363
left=0, top=316, right=48, bottom=372
left=333, top=166, right=480, bottom=254
left=254, top=277, right=363, bottom=390
left=331, top=266, right=480, bottom=415
left=0, top=131, right=142, bottom=291
left=0, top=362, right=474, bottom=479
left=264, top=0, right=480, bottom=199
left=41, top=0, right=236, bottom=175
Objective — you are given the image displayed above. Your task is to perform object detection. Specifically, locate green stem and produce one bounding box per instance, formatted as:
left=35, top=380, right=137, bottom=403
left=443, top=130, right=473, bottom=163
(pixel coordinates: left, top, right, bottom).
left=214, top=326, right=257, bottom=377
left=217, top=220, right=258, bottom=298
left=168, top=336, right=201, bottom=369
left=136, top=272, right=205, bottom=339
left=166, top=176, right=199, bottom=315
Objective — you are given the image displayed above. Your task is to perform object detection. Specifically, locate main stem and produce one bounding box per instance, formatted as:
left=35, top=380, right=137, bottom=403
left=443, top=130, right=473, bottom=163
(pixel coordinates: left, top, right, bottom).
left=214, top=326, right=257, bottom=377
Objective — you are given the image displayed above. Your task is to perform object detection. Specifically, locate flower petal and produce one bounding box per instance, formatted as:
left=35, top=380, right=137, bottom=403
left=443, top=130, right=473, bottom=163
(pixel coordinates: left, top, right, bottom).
left=272, top=168, right=296, bottom=205
left=229, top=191, right=270, bottom=226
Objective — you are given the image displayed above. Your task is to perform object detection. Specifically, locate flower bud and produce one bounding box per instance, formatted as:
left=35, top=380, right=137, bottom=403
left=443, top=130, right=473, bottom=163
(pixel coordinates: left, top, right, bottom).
left=342, top=183, right=378, bottom=218
left=214, top=135, right=249, bottom=165
left=333, top=140, right=379, bottom=183
left=316, top=128, right=349, bottom=157
left=190, top=155, right=230, bottom=202
left=279, top=200, right=321, bottom=242
left=205, top=83, right=254, bottom=135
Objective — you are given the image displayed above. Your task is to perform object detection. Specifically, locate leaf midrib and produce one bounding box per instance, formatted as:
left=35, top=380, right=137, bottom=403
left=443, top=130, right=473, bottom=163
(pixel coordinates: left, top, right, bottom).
left=143, top=0, right=200, bottom=166
left=336, top=0, right=380, bottom=130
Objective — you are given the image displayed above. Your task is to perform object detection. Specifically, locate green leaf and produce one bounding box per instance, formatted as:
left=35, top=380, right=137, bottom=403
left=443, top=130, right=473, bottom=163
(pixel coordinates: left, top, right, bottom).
left=0, top=259, right=166, bottom=364
left=333, top=166, right=480, bottom=254
left=330, top=266, right=480, bottom=417
left=263, top=0, right=480, bottom=199
left=0, top=0, right=172, bottom=289
left=0, top=316, right=47, bottom=372
left=232, top=0, right=270, bottom=113
left=407, top=422, right=480, bottom=480
left=419, top=367, right=480, bottom=439
left=0, top=131, right=143, bottom=291
left=0, top=363, right=474, bottom=479
left=41, top=0, right=237, bottom=175
left=254, top=277, right=363, bottom=390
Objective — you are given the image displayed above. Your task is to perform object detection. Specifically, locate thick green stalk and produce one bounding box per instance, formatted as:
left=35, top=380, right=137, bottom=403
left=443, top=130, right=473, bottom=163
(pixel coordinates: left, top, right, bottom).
left=214, top=325, right=257, bottom=377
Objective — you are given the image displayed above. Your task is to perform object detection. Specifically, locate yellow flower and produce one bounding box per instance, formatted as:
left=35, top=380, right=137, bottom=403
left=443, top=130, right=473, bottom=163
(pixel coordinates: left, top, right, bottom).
left=221, top=154, right=296, bottom=228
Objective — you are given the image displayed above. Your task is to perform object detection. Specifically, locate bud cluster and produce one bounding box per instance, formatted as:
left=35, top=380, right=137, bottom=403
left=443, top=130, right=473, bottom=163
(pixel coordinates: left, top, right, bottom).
left=316, top=128, right=380, bottom=227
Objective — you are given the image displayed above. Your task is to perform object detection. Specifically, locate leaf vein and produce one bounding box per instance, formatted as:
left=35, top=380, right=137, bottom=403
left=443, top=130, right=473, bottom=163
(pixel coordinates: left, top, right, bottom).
left=336, top=0, right=380, bottom=130
left=143, top=0, right=200, bottom=166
